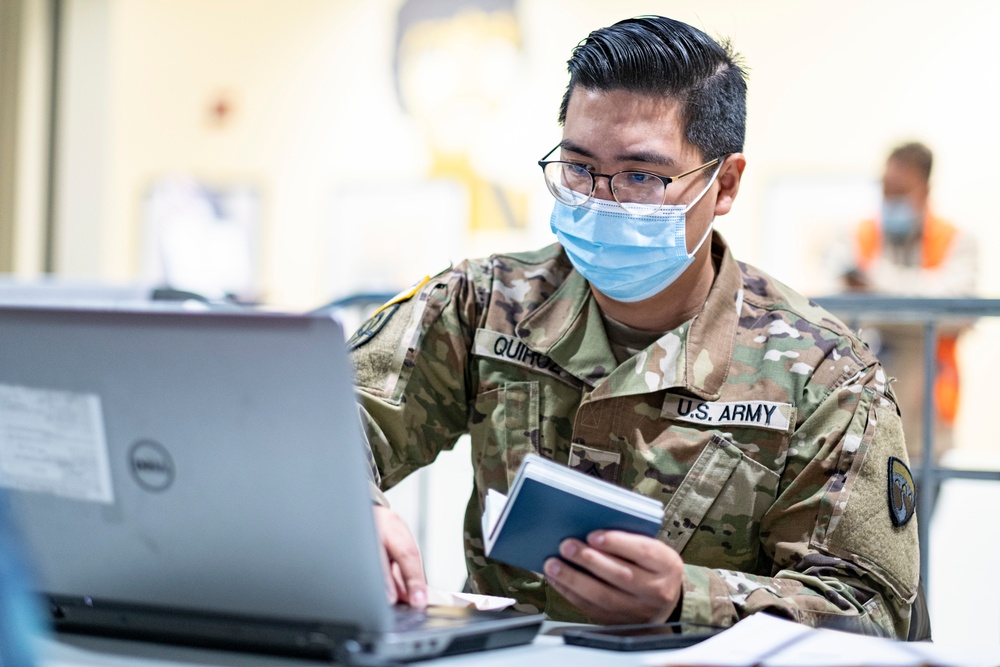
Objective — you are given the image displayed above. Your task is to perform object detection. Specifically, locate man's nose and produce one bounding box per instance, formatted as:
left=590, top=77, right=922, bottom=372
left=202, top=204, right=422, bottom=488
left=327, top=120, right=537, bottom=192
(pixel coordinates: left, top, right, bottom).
left=592, top=175, right=616, bottom=202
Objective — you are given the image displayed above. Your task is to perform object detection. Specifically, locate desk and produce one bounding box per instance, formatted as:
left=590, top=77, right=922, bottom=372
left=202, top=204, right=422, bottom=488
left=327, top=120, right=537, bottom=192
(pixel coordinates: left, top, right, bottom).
left=40, top=620, right=1000, bottom=667
left=39, top=629, right=651, bottom=667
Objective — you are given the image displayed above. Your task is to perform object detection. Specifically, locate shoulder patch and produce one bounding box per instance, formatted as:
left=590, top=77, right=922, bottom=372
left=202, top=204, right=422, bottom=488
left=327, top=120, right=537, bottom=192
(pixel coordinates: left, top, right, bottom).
left=348, top=303, right=401, bottom=351
left=346, top=273, right=442, bottom=351
left=887, top=456, right=916, bottom=527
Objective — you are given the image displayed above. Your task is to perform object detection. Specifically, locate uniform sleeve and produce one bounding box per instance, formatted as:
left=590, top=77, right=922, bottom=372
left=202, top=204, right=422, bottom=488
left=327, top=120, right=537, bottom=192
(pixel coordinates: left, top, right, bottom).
left=676, top=363, right=920, bottom=639
left=351, top=261, right=485, bottom=491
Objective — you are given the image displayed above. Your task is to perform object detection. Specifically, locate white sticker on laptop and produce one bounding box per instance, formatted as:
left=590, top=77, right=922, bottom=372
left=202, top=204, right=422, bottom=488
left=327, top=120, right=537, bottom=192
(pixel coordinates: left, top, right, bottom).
left=0, top=383, right=114, bottom=503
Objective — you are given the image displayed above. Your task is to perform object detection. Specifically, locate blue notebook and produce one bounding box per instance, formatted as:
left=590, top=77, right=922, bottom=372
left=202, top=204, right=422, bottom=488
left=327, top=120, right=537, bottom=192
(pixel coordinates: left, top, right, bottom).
left=482, top=454, right=664, bottom=574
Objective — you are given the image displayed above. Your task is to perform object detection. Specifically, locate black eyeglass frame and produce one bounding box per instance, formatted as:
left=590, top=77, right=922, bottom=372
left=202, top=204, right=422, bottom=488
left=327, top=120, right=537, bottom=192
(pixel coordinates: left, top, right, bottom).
left=537, top=143, right=723, bottom=211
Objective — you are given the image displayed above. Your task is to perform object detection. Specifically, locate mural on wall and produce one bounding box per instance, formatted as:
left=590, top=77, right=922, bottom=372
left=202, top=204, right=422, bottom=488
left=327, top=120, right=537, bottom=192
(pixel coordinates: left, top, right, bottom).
left=393, top=0, right=528, bottom=233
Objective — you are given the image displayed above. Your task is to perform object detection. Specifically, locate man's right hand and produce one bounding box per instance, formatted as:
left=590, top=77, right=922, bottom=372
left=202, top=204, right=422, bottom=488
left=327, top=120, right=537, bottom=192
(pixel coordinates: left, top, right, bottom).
left=373, top=505, right=428, bottom=609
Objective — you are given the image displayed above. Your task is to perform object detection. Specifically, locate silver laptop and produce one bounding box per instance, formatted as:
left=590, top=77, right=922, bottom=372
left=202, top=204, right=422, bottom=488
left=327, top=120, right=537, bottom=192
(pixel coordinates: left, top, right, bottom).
left=0, top=304, right=542, bottom=662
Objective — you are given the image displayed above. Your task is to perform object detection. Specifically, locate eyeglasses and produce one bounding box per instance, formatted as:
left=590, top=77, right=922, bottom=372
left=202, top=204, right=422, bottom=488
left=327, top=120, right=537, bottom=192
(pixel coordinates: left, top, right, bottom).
left=538, top=144, right=721, bottom=216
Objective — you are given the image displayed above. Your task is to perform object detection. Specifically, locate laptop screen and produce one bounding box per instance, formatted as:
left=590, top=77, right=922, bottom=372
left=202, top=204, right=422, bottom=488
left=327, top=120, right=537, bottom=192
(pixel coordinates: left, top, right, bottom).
left=0, top=305, right=391, bottom=635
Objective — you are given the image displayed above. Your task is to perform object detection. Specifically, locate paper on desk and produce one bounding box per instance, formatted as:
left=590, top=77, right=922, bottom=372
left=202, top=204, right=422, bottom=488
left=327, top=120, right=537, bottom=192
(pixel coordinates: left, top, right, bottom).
left=644, top=613, right=1000, bottom=667
left=643, top=613, right=811, bottom=666
left=425, top=586, right=516, bottom=611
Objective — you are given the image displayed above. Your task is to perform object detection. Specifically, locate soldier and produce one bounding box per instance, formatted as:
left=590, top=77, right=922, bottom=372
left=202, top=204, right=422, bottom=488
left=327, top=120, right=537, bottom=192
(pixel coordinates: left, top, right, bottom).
left=352, top=16, right=923, bottom=639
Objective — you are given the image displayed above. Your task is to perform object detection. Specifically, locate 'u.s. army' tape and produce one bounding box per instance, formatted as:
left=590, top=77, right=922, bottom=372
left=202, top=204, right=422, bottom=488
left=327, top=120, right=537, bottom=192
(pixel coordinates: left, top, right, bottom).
left=661, top=393, right=795, bottom=433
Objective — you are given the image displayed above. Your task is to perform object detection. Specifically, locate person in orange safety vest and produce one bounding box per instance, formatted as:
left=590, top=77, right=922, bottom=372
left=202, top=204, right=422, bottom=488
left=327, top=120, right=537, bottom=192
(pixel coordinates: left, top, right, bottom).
left=841, top=142, right=977, bottom=462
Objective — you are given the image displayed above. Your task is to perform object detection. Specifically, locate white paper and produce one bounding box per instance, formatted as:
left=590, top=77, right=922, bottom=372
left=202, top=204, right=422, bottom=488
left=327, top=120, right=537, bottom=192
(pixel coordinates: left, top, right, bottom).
left=424, top=587, right=516, bottom=611
left=481, top=487, right=508, bottom=548
left=0, top=384, right=114, bottom=503
left=644, top=613, right=811, bottom=666
left=644, top=613, right=1000, bottom=667
left=760, top=625, right=920, bottom=667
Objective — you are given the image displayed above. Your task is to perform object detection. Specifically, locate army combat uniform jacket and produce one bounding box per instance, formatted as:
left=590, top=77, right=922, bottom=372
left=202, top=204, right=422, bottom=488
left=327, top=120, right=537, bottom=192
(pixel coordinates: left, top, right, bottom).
left=352, top=234, right=919, bottom=638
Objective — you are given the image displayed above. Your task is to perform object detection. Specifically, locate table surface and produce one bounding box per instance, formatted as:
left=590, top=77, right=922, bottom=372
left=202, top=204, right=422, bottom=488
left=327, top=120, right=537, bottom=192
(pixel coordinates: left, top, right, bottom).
left=39, top=627, right=656, bottom=667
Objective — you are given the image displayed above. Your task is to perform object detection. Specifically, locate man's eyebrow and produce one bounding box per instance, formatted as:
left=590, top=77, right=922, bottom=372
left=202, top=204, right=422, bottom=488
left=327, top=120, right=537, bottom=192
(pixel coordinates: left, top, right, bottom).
left=559, top=141, right=677, bottom=169
left=616, top=150, right=676, bottom=168
left=558, top=140, right=596, bottom=160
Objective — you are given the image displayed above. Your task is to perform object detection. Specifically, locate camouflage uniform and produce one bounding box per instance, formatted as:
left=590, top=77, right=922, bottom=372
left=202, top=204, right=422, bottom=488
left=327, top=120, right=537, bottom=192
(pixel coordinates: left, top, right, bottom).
left=352, top=234, right=919, bottom=638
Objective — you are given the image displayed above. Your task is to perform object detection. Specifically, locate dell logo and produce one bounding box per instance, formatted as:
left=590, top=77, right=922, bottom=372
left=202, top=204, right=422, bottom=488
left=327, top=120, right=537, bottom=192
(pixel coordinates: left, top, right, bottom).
left=128, top=440, right=175, bottom=492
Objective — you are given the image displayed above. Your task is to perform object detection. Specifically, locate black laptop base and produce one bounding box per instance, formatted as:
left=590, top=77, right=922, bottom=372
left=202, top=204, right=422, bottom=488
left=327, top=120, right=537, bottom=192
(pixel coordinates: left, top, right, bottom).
left=49, top=595, right=543, bottom=663
left=49, top=594, right=353, bottom=661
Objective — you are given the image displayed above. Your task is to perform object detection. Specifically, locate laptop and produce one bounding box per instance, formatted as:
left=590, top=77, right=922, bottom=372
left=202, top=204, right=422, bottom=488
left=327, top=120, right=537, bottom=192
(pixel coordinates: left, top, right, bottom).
left=0, top=304, right=543, bottom=663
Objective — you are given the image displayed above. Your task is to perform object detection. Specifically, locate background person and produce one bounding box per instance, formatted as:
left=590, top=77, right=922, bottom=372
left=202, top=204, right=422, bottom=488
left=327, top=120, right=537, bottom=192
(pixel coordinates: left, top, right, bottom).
left=832, top=142, right=977, bottom=462
left=353, top=16, right=922, bottom=639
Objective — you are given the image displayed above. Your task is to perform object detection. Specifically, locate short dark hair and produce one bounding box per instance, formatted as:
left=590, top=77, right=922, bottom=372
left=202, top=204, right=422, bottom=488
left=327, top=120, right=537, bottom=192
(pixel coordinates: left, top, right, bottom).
left=887, top=141, right=933, bottom=182
left=557, top=16, right=747, bottom=162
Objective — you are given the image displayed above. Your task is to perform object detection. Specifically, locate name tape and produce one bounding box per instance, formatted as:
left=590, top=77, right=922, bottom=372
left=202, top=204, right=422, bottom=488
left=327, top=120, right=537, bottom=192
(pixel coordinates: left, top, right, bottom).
left=473, top=329, right=573, bottom=384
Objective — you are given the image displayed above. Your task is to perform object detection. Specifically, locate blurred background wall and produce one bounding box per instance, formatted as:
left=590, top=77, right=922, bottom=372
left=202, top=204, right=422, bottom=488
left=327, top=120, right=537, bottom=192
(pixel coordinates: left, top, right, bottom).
left=2, top=0, right=999, bottom=644
left=9, top=0, right=998, bottom=303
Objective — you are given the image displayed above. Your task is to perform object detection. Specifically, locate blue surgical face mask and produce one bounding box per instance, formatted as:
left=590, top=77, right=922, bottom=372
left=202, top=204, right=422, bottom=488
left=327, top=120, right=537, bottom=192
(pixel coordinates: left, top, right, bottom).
left=881, top=197, right=920, bottom=242
left=549, top=164, right=721, bottom=303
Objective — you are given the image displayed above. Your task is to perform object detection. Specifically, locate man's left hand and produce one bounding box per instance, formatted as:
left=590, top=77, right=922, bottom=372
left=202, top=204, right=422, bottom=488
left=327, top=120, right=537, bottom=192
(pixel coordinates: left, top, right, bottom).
left=543, top=530, right=683, bottom=625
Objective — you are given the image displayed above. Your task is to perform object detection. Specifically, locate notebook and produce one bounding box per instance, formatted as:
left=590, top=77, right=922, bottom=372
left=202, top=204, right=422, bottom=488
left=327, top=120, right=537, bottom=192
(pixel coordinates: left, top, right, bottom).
left=482, top=454, right=664, bottom=573
left=0, top=303, right=542, bottom=663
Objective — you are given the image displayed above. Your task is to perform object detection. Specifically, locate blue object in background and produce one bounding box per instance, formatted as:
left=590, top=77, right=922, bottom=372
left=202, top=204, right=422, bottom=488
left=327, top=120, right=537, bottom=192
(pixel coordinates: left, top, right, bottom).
left=0, top=491, right=42, bottom=667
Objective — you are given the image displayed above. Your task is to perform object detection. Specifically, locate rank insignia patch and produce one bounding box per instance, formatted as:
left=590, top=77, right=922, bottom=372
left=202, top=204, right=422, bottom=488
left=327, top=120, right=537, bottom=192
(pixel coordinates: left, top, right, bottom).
left=347, top=303, right=400, bottom=351
left=887, top=456, right=916, bottom=527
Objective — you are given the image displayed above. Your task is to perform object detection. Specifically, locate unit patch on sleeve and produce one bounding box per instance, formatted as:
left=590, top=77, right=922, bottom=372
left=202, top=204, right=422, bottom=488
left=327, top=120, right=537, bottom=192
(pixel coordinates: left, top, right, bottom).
left=887, top=456, right=916, bottom=527
left=661, top=394, right=795, bottom=433
left=347, top=303, right=401, bottom=351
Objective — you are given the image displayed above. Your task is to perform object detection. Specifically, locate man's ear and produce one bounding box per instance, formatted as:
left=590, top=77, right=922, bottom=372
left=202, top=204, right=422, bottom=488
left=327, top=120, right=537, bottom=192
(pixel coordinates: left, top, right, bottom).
left=713, top=153, right=746, bottom=217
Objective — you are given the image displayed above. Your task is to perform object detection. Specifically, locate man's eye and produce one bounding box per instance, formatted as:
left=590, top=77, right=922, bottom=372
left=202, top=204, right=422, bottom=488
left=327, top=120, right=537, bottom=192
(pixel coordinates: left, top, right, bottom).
left=624, top=172, right=653, bottom=185
left=566, top=163, right=590, bottom=177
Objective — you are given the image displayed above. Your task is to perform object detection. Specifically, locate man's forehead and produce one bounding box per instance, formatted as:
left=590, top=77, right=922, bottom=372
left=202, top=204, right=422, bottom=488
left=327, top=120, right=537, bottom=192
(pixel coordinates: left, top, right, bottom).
left=884, top=159, right=928, bottom=185
left=565, top=86, right=683, bottom=117
left=561, top=88, right=700, bottom=165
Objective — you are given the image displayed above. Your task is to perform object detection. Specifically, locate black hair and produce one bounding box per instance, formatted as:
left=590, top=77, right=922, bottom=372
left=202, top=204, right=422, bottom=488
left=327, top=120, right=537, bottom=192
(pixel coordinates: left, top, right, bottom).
left=557, top=16, right=747, bottom=162
left=888, top=141, right=933, bottom=182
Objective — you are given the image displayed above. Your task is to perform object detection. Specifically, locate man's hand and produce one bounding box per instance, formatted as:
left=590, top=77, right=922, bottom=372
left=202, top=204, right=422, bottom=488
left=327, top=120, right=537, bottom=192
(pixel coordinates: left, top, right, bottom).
left=543, top=530, right=683, bottom=625
left=373, top=505, right=427, bottom=608
left=842, top=269, right=872, bottom=292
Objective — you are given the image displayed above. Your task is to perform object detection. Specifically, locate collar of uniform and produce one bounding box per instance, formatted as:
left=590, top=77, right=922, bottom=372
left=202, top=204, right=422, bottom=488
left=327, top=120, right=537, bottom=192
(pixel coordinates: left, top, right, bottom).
left=514, top=234, right=741, bottom=396
left=681, top=233, right=741, bottom=400
left=582, top=234, right=741, bottom=401
left=514, top=265, right=617, bottom=387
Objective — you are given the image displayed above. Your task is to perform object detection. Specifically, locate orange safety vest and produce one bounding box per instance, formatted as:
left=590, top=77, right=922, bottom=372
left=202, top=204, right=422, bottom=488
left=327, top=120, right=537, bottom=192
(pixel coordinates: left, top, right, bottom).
left=855, top=215, right=960, bottom=424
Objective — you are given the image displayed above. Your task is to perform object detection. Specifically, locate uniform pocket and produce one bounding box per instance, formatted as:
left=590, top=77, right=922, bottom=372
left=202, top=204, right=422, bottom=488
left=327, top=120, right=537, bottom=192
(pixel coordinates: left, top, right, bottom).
left=659, top=436, right=780, bottom=572
left=470, top=381, right=540, bottom=493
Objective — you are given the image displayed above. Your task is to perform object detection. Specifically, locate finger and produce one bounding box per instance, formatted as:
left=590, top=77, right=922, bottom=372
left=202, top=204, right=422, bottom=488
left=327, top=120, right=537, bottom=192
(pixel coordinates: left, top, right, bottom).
left=373, top=506, right=427, bottom=606
left=378, top=540, right=399, bottom=604
left=559, top=533, right=683, bottom=618
left=558, top=538, right=638, bottom=590
left=587, top=530, right=682, bottom=575
left=385, top=531, right=427, bottom=608
left=543, top=557, right=638, bottom=624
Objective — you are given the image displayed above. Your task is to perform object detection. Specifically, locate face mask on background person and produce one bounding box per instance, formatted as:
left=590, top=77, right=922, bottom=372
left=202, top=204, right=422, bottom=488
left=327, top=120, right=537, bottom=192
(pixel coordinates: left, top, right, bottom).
left=549, top=164, right=721, bottom=303
left=880, top=197, right=921, bottom=242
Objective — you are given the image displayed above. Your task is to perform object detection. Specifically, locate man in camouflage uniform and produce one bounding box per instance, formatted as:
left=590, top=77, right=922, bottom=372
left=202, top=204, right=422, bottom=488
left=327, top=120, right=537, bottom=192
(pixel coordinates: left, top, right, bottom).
left=351, top=16, right=921, bottom=639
